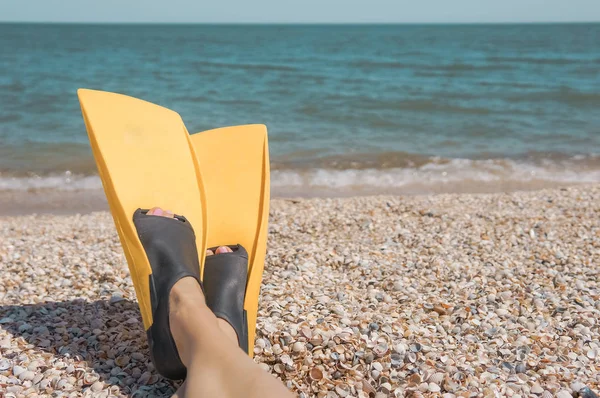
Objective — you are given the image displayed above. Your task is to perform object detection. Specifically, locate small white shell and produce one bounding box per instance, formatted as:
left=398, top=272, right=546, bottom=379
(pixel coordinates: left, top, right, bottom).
left=428, top=372, right=445, bottom=385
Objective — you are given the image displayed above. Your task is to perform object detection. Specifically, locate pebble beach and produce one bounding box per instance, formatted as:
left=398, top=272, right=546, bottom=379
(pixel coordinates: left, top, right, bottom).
left=0, top=185, right=599, bottom=397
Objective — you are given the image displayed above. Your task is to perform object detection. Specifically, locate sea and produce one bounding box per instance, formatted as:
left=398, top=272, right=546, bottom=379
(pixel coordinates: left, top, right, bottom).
left=1, top=23, right=599, bottom=213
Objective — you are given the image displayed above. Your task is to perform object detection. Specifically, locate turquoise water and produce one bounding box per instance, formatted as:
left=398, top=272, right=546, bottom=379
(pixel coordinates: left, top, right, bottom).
left=1, top=23, right=599, bottom=196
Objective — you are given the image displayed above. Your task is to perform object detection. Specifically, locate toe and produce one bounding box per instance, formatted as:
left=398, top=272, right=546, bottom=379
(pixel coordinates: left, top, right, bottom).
left=148, top=207, right=176, bottom=218
left=215, top=246, right=233, bottom=254
left=206, top=249, right=214, bottom=256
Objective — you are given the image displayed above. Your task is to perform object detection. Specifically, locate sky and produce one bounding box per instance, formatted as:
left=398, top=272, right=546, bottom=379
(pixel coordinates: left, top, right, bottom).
left=1, top=0, right=600, bottom=23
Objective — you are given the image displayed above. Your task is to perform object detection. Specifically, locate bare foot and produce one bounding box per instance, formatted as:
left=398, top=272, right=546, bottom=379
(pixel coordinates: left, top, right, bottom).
left=147, top=207, right=240, bottom=345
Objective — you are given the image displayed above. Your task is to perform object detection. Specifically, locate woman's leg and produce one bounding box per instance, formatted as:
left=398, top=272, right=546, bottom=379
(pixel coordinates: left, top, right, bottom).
left=145, top=208, right=293, bottom=398
left=169, top=277, right=292, bottom=398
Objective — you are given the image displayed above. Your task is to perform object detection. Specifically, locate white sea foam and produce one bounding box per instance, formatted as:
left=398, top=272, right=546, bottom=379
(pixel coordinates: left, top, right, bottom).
left=0, top=173, right=102, bottom=191
left=1, top=158, right=599, bottom=195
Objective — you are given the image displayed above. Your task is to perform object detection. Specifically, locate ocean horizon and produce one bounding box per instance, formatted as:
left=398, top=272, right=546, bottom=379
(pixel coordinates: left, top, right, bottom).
left=1, top=22, right=599, bottom=210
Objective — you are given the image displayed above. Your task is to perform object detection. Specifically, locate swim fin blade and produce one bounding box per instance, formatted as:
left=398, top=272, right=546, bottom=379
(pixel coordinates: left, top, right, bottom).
left=78, top=89, right=269, bottom=359
left=190, top=125, right=270, bottom=356
left=77, top=89, right=208, bottom=331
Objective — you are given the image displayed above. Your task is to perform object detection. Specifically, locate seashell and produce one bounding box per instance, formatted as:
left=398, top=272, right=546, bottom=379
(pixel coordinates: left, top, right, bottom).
left=137, top=371, right=151, bottom=385
left=335, top=384, right=350, bottom=397
left=18, top=370, right=35, bottom=381
left=380, top=382, right=392, bottom=394
left=570, top=381, right=586, bottom=393
left=373, top=342, right=389, bottom=357
left=433, top=306, right=447, bottom=315
left=256, top=339, right=266, bottom=349
left=310, top=335, right=324, bottom=346
left=395, top=343, right=407, bottom=355
left=515, top=363, right=526, bottom=373
left=371, top=369, right=381, bottom=379
left=372, top=362, right=383, bottom=372
left=409, top=343, right=422, bottom=352
left=90, top=381, right=104, bottom=392
left=556, top=391, right=573, bottom=398
left=301, top=327, right=312, bottom=339
left=280, top=354, right=293, bottom=366
left=148, top=374, right=160, bottom=385
left=273, top=364, right=284, bottom=374
left=110, top=367, right=122, bottom=376
left=27, top=361, right=40, bottom=371
left=531, top=383, right=544, bottom=394
left=33, top=373, right=44, bottom=384
left=56, top=378, right=71, bottom=390
left=428, top=372, right=445, bottom=385
left=258, top=363, right=270, bottom=372
left=418, top=382, right=429, bottom=392
left=83, top=373, right=99, bottom=385
left=586, top=349, right=597, bottom=359
left=428, top=382, right=441, bottom=392
left=131, top=352, right=145, bottom=361
left=444, top=378, right=460, bottom=392
left=541, top=391, right=553, bottom=398
left=309, top=368, right=323, bottom=381
left=12, top=365, right=26, bottom=377
left=362, top=381, right=377, bottom=395
left=272, top=344, right=283, bottom=355
left=39, top=378, right=51, bottom=389
left=0, top=359, right=11, bottom=371
left=408, top=373, right=422, bottom=385
left=115, top=355, right=130, bottom=367
left=337, top=332, right=353, bottom=343
left=390, top=353, right=403, bottom=367
left=453, top=371, right=465, bottom=382
left=292, top=342, right=305, bottom=353
left=407, top=352, right=417, bottom=363
left=279, top=332, right=292, bottom=346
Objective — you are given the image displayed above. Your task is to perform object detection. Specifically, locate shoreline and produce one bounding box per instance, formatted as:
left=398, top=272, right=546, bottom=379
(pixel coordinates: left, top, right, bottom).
left=1, top=184, right=599, bottom=396
left=0, top=182, right=595, bottom=216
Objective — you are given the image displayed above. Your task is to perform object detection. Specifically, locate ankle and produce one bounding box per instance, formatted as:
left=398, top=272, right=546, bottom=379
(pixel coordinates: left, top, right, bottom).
left=170, top=276, right=205, bottom=310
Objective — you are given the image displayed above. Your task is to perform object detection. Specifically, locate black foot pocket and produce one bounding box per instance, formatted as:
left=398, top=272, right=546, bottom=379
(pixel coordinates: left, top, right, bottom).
left=203, top=244, right=249, bottom=354
left=133, top=208, right=202, bottom=380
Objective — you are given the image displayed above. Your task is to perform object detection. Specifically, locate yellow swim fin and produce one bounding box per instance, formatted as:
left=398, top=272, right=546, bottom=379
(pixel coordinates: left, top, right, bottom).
left=190, top=125, right=270, bottom=356
left=78, top=89, right=269, bottom=360
left=77, top=89, right=208, bottom=331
